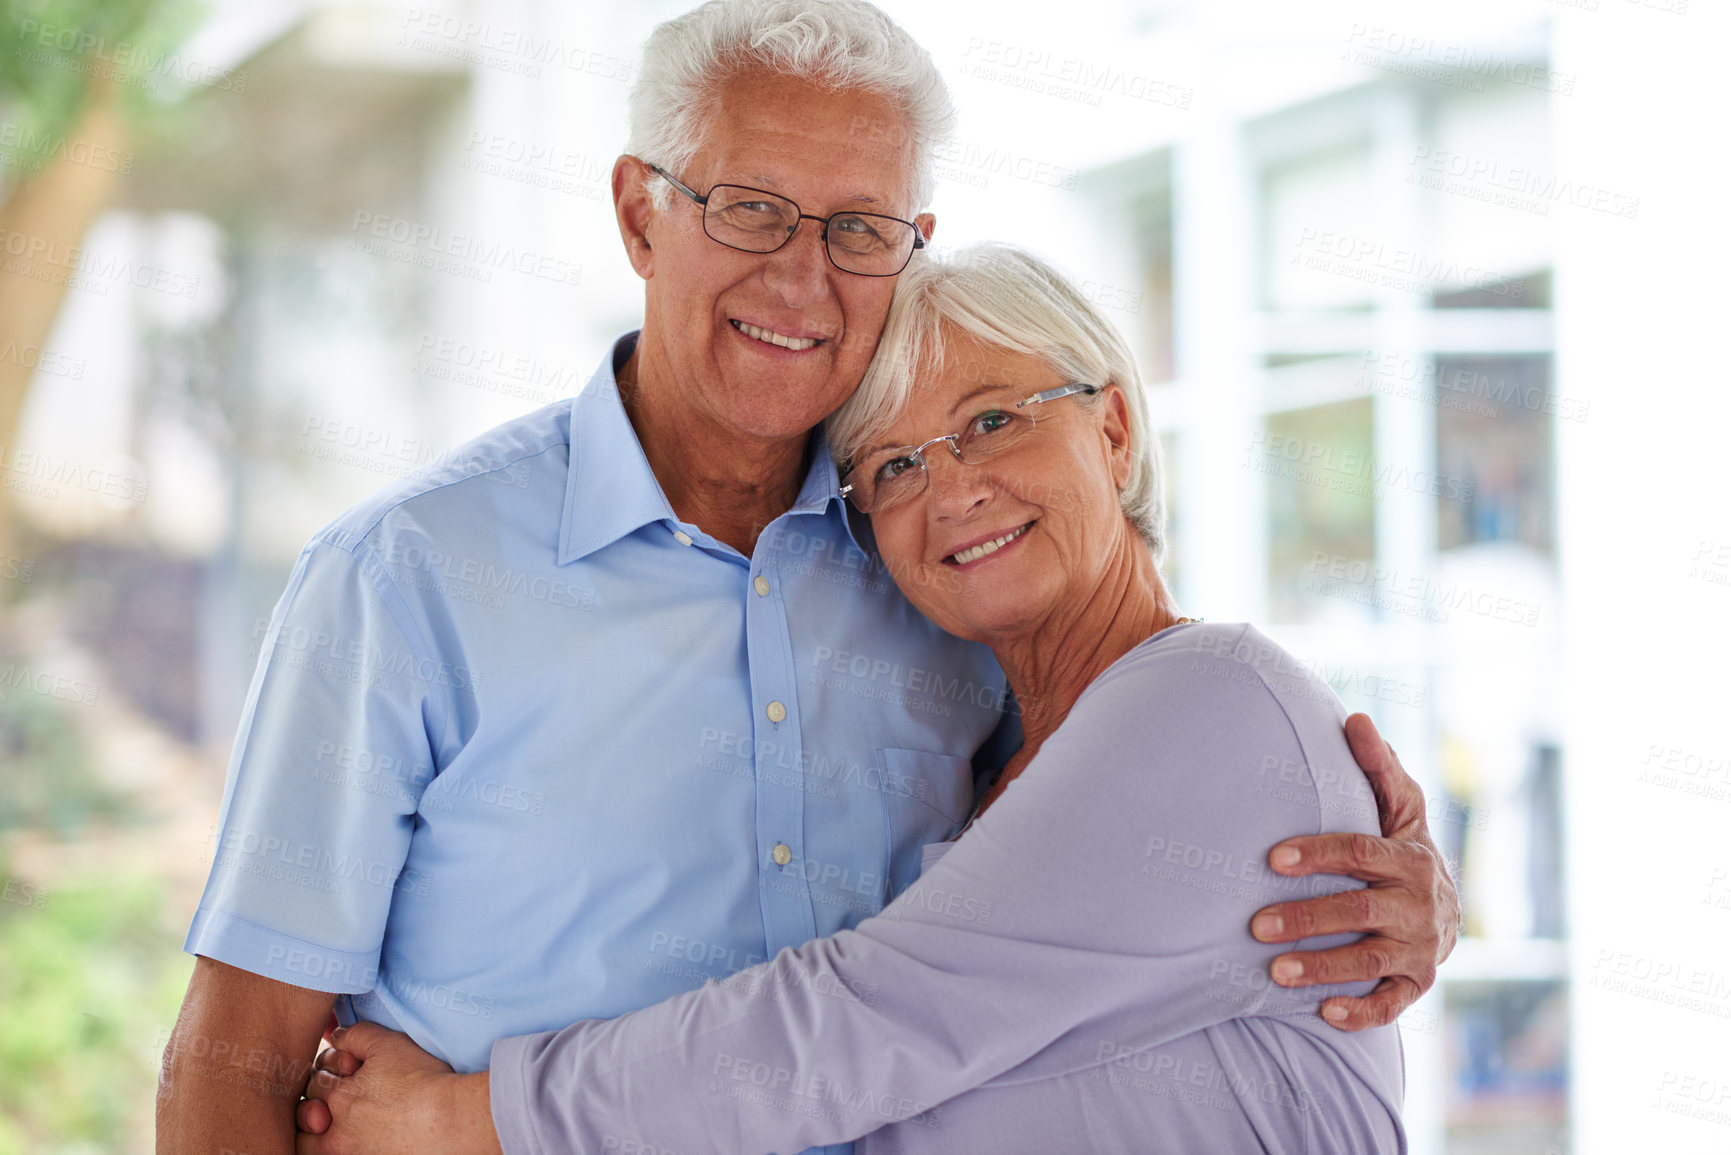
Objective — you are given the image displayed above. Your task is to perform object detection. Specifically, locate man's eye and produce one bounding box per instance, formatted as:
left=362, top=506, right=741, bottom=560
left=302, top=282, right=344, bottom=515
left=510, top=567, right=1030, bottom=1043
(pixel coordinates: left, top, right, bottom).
left=831, top=216, right=889, bottom=248
left=719, top=200, right=787, bottom=224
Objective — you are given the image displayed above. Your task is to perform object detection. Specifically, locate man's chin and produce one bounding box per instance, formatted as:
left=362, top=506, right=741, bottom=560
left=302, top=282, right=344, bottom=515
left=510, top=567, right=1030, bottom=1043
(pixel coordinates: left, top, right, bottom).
left=713, top=381, right=855, bottom=441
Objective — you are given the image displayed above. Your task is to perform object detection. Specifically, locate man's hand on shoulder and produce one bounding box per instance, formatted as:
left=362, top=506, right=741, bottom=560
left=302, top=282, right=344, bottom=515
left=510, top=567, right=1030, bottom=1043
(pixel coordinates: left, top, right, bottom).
left=1249, top=713, right=1462, bottom=1031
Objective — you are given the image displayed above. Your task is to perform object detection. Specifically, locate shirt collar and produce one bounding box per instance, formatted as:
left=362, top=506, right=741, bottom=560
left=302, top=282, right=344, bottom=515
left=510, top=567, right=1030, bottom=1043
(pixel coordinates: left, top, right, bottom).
left=790, top=429, right=869, bottom=556
left=557, top=332, right=867, bottom=564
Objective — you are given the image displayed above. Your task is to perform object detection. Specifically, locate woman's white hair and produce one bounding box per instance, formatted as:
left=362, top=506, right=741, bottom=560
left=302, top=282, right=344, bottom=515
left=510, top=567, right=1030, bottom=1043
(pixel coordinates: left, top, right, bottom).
left=627, top=0, right=955, bottom=212
left=828, top=243, right=1168, bottom=561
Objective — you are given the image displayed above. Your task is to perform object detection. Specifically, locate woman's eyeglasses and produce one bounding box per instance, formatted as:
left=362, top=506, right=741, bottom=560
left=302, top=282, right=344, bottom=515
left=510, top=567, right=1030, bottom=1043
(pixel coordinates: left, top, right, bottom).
left=839, top=384, right=1100, bottom=513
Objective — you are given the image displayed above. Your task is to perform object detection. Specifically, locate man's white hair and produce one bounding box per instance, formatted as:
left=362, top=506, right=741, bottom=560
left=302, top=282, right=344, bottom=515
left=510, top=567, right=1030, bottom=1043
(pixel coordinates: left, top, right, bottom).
left=626, top=0, right=956, bottom=212
left=828, top=243, right=1168, bottom=560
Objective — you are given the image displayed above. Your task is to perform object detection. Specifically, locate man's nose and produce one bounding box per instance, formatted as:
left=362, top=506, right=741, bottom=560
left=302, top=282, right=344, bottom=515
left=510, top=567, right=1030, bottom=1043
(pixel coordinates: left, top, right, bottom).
left=761, top=220, right=832, bottom=307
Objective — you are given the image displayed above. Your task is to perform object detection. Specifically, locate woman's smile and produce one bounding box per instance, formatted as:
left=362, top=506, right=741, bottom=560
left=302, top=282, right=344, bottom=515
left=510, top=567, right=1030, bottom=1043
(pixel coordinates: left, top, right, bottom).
left=941, top=521, right=1035, bottom=568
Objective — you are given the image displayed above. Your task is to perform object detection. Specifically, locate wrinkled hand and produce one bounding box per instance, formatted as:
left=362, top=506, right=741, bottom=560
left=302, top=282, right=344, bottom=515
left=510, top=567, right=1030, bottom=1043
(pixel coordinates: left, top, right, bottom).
left=295, top=1021, right=500, bottom=1155
left=1250, top=713, right=1461, bottom=1031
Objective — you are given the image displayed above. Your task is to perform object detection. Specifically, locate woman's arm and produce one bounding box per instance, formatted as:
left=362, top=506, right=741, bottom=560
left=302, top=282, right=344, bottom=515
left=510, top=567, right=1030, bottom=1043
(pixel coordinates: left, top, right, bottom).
left=304, top=626, right=1390, bottom=1155
left=482, top=628, right=1379, bottom=1155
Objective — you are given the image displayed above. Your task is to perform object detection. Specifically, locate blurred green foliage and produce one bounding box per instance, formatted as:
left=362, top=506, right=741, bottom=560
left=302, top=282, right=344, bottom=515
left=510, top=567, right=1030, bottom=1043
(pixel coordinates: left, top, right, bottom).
left=0, top=680, right=132, bottom=833
left=0, top=861, right=192, bottom=1153
left=0, top=0, right=206, bottom=174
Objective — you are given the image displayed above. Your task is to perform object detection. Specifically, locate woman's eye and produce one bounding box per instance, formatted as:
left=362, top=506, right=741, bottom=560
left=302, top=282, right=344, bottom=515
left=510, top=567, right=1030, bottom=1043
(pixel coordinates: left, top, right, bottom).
left=874, top=455, right=918, bottom=483
left=971, top=411, right=1012, bottom=435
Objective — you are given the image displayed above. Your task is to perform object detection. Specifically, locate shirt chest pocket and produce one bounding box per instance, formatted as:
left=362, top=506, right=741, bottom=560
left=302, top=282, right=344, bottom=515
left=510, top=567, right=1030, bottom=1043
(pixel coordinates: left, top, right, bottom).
left=877, top=747, right=975, bottom=900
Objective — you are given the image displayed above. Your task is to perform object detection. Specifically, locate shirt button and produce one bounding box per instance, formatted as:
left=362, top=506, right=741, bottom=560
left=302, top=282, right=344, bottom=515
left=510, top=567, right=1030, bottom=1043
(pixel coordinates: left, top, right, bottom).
left=753, top=575, right=770, bottom=597
left=772, top=843, right=792, bottom=866
left=766, top=701, right=787, bottom=723
left=672, top=530, right=693, bottom=547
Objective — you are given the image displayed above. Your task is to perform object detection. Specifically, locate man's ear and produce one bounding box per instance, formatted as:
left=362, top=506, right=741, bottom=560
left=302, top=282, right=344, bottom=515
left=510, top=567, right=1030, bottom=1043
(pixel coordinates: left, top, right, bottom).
left=1100, top=385, right=1135, bottom=490
left=916, top=212, right=936, bottom=245
left=614, top=156, right=657, bottom=279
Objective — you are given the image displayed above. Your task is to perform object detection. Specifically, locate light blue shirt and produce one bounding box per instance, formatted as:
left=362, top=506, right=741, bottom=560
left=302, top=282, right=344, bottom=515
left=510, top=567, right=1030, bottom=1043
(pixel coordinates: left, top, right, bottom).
left=185, top=335, right=1012, bottom=1123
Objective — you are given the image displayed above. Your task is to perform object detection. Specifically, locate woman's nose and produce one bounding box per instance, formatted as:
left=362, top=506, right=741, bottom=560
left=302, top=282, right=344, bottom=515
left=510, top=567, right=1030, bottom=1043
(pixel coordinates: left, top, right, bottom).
left=924, top=451, right=993, bottom=518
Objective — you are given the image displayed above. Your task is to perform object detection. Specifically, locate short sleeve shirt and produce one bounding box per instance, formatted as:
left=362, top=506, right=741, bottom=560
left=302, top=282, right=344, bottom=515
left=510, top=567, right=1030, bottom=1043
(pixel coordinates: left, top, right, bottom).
left=186, top=334, right=1012, bottom=1089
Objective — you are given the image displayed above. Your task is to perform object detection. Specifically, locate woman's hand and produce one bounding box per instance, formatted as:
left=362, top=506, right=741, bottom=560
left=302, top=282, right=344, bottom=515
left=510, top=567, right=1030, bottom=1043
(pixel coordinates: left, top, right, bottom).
left=1250, top=712, right=1463, bottom=1031
left=294, top=1022, right=502, bottom=1155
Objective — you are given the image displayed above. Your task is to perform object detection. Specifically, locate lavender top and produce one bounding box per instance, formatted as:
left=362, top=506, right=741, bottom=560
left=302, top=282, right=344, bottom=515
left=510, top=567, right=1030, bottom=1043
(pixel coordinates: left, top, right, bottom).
left=490, top=622, right=1406, bottom=1154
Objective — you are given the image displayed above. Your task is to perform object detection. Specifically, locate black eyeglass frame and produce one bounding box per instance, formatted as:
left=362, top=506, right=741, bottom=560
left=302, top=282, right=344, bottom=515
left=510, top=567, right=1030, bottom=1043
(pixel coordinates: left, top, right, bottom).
left=647, top=163, right=927, bottom=277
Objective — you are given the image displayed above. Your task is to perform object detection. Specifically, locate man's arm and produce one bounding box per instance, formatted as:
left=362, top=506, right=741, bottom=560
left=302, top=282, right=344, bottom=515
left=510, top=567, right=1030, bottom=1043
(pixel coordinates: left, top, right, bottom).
left=1251, top=712, right=1462, bottom=1030
left=157, top=956, right=337, bottom=1155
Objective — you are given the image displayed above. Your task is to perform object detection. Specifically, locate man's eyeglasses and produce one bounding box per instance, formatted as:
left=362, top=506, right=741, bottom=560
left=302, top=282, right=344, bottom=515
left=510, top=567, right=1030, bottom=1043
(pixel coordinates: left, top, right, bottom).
left=839, top=384, right=1100, bottom=514
left=648, top=163, right=926, bottom=277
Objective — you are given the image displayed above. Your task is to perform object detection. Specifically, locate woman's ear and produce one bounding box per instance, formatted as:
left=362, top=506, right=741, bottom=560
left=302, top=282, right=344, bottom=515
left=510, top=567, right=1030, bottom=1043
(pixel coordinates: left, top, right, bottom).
left=614, top=156, right=657, bottom=279
left=1099, top=385, right=1135, bottom=490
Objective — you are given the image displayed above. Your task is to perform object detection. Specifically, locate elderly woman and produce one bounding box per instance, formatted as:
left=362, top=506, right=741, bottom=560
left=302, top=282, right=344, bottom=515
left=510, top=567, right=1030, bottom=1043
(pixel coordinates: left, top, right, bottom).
left=300, top=244, right=1407, bottom=1153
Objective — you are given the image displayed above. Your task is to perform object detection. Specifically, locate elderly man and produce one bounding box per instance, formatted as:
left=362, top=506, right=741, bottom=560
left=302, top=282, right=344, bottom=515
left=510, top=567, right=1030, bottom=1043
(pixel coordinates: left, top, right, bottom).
left=157, top=2, right=1457, bottom=1154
